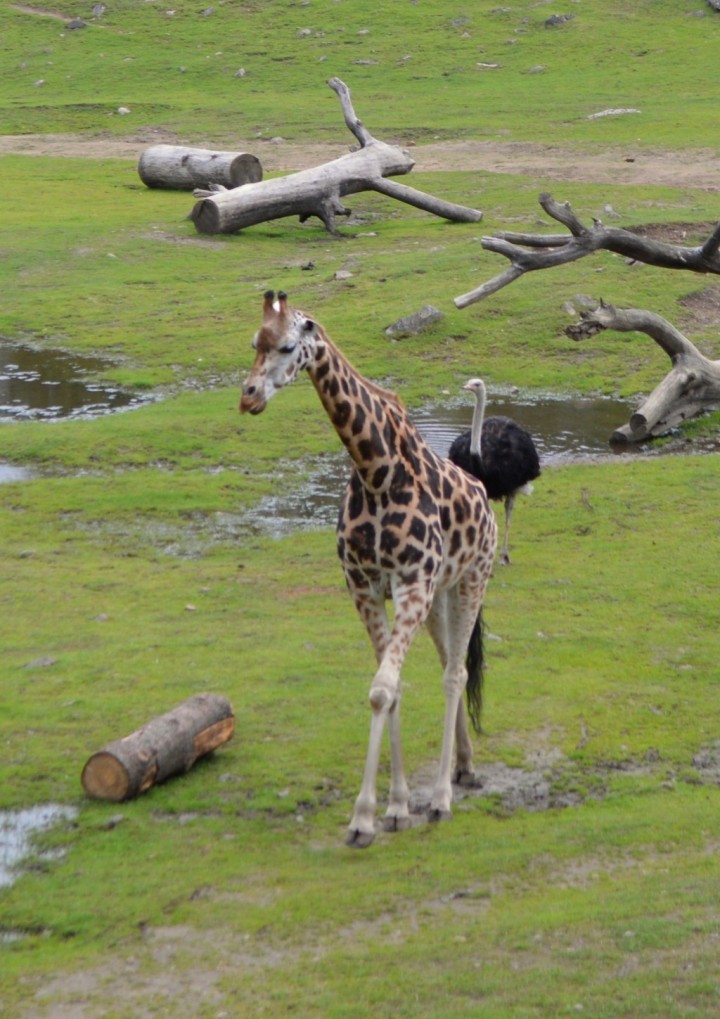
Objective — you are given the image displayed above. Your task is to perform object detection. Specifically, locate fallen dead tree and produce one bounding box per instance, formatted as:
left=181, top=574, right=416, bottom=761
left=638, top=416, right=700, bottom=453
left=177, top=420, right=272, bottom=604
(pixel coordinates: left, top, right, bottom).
left=567, top=303, right=720, bottom=443
left=454, top=193, right=720, bottom=308
left=190, top=77, right=482, bottom=235
left=452, top=193, right=720, bottom=441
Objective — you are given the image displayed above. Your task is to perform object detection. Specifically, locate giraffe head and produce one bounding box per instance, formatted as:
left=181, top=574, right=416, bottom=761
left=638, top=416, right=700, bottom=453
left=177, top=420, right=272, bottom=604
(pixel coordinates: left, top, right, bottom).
left=240, top=290, right=317, bottom=415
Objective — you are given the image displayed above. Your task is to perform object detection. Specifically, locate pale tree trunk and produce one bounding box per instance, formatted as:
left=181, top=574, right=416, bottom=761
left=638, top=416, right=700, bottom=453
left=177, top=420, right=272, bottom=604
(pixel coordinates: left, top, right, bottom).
left=191, top=78, right=482, bottom=235
left=138, top=144, right=263, bottom=190
left=566, top=304, right=720, bottom=443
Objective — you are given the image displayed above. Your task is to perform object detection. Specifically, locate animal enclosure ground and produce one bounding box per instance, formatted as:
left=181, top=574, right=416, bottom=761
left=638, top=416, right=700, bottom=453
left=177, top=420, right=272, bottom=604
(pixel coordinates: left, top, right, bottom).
left=2, top=133, right=720, bottom=191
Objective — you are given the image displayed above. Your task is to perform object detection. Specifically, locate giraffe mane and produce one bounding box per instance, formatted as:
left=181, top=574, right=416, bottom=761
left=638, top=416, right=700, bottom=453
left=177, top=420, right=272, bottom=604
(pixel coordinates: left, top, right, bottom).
left=309, top=318, right=405, bottom=412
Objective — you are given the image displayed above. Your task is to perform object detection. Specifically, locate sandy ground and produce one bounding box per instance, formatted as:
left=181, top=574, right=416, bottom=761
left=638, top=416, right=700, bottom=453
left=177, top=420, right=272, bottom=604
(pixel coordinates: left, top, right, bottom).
left=1, top=130, right=719, bottom=189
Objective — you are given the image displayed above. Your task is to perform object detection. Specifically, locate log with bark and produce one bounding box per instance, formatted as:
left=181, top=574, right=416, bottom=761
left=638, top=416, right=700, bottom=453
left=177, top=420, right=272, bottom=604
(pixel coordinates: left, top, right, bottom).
left=138, top=145, right=263, bottom=191
left=566, top=302, right=720, bottom=443
left=454, top=193, right=720, bottom=308
left=81, top=693, right=234, bottom=801
left=190, top=77, right=482, bottom=235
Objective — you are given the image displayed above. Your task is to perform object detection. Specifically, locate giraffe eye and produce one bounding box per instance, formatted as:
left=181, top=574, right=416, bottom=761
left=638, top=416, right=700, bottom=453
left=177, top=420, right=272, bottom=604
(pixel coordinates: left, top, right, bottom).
left=279, top=342, right=296, bottom=354
left=303, top=319, right=315, bottom=332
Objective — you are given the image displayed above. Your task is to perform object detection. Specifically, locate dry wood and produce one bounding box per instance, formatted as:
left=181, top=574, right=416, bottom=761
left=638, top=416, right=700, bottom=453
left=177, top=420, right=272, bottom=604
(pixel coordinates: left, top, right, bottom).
left=81, top=693, right=234, bottom=801
left=454, top=193, right=720, bottom=308
left=566, top=303, right=720, bottom=442
left=191, top=78, right=482, bottom=235
left=138, top=144, right=262, bottom=190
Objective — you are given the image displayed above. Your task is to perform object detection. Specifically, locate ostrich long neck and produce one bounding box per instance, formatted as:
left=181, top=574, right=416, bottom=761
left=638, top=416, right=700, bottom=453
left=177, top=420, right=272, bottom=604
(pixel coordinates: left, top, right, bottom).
left=470, top=381, right=487, bottom=457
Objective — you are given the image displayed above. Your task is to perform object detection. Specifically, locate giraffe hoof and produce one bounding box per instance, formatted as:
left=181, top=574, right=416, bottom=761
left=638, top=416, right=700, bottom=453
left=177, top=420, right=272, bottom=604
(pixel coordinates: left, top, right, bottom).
left=382, top=814, right=411, bottom=833
left=454, top=768, right=479, bottom=788
left=427, top=808, right=453, bottom=824
left=345, top=828, right=375, bottom=849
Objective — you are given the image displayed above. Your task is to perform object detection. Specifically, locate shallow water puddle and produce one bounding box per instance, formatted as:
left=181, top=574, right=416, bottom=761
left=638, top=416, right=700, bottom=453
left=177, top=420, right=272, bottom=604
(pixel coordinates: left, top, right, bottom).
left=241, top=390, right=640, bottom=537
left=414, top=389, right=635, bottom=464
left=0, top=340, right=148, bottom=421
left=0, top=803, right=78, bottom=889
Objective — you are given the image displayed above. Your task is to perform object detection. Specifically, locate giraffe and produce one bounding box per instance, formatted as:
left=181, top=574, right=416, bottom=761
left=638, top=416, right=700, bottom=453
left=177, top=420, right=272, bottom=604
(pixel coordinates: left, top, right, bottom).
left=240, top=291, right=498, bottom=848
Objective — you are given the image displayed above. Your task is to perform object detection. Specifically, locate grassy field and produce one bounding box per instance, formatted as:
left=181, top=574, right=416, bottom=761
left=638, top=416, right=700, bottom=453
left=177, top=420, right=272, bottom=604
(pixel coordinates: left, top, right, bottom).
left=1, top=1, right=720, bottom=1016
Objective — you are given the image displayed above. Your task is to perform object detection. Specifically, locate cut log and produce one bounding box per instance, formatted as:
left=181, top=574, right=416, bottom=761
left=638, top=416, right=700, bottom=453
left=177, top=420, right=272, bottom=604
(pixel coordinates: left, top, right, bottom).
left=138, top=144, right=262, bottom=191
left=81, top=693, right=234, bottom=801
left=190, top=78, right=482, bottom=235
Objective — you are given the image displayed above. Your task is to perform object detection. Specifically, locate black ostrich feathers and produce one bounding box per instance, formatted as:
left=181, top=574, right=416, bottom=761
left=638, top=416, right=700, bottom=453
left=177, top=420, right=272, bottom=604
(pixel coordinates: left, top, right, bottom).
left=448, top=378, right=541, bottom=563
left=448, top=415, right=540, bottom=501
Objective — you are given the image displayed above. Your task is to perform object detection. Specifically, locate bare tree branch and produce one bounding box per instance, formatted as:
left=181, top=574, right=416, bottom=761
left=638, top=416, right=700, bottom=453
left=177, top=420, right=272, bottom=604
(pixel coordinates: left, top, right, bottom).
left=327, top=76, right=374, bottom=148
left=454, top=193, right=720, bottom=308
left=370, top=178, right=482, bottom=223
left=566, top=303, right=720, bottom=443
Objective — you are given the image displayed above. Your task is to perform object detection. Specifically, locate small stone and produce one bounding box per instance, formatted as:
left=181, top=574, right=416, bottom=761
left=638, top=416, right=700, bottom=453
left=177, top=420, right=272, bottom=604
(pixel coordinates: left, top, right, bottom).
left=384, top=305, right=445, bottom=340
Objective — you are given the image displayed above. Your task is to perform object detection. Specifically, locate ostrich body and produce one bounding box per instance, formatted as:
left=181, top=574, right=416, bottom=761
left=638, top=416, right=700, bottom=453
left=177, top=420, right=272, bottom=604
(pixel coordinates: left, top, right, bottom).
left=448, top=378, right=540, bottom=564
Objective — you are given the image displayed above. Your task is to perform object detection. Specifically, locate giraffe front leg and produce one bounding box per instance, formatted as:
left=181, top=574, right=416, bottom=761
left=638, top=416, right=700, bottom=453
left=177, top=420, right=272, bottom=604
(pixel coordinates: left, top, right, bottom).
left=346, top=701, right=388, bottom=848
left=453, top=699, right=477, bottom=787
left=382, top=700, right=410, bottom=833
left=428, top=676, right=464, bottom=823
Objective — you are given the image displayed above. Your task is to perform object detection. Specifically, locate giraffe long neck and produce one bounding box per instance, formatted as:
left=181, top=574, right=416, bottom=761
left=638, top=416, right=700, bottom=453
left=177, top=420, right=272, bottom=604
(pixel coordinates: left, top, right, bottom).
left=470, top=383, right=486, bottom=458
left=307, top=330, right=410, bottom=493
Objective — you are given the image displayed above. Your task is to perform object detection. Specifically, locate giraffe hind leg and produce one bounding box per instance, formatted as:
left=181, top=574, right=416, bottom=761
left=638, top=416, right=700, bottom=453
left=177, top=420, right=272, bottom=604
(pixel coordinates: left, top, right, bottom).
left=428, top=580, right=488, bottom=822
left=499, top=494, right=516, bottom=565
left=344, top=582, right=415, bottom=847
left=426, top=593, right=475, bottom=791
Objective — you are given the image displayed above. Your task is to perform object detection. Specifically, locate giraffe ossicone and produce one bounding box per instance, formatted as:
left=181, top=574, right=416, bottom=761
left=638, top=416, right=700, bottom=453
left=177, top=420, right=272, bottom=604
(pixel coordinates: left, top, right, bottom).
left=241, top=291, right=498, bottom=848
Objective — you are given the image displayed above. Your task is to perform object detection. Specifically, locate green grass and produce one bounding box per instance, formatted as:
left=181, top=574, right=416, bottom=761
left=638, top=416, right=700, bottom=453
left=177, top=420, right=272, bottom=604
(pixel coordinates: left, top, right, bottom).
left=2, top=1, right=720, bottom=1016
left=4, top=0, right=720, bottom=148
left=2, top=459, right=720, bottom=1016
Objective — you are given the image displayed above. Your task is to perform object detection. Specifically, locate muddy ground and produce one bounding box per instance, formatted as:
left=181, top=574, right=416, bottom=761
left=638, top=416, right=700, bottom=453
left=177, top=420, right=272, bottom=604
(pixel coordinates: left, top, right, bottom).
left=2, top=130, right=720, bottom=191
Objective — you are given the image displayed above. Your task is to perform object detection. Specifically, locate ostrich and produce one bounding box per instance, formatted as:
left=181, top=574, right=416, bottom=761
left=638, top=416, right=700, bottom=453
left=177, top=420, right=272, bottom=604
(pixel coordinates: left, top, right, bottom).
left=448, top=378, right=540, bottom=564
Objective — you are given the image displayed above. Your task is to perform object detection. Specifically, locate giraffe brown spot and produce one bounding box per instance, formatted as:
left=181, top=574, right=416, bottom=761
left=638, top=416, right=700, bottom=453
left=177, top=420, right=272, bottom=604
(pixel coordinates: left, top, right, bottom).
left=409, top=517, right=426, bottom=543
left=351, top=406, right=366, bottom=435
left=333, top=400, right=352, bottom=429
left=398, top=545, right=424, bottom=567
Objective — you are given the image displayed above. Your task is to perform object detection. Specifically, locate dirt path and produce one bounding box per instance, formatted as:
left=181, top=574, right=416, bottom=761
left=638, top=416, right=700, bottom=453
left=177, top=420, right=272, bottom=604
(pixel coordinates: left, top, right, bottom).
left=2, top=131, right=719, bottom=190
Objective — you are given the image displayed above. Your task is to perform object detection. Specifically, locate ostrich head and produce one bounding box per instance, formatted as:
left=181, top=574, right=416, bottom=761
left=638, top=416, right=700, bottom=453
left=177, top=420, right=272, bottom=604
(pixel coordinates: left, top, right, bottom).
left=463, top=377, right=487, bottom=399
left=240, top=290, right=318, bottom=415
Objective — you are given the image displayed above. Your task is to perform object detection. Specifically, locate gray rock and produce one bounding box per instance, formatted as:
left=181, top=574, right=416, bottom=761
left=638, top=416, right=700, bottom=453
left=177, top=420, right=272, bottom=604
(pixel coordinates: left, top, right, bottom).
left=384, top=305, right=445, bottom=340
left=545, top=14, right=574, bottom=27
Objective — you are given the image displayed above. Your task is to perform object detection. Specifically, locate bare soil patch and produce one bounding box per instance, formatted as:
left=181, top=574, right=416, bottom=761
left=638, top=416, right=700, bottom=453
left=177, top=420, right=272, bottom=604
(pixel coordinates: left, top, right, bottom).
left=2, top=131, right=720, bottom=190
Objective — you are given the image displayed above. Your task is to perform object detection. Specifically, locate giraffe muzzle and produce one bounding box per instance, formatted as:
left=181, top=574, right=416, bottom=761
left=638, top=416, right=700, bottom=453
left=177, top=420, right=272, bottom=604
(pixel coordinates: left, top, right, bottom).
left=240, top=381, right=267, bottom=415
left=239, top=394, right=266, bottom=415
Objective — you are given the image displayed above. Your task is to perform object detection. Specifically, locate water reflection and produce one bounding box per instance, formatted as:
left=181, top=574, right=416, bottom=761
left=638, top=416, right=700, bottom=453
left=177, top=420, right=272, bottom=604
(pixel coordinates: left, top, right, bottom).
left=0, top=803, right=78, bottom=889
left=413, top=389, right=635, bottom=464
left=0, top=341, right=149, bottom=421
left=241, top=389, right=638, bottom=537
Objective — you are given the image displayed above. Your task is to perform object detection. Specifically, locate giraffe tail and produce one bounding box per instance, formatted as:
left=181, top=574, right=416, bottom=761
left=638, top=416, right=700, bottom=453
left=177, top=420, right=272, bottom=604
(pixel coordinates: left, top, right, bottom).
left=465, top=611, right=485, bottom=735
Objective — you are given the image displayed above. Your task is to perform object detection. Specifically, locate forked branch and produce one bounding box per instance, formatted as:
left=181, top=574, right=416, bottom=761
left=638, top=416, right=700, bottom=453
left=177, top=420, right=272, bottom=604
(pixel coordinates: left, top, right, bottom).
left=454, top=194, right=720, bottom=308
left=566, top=302, right=720, bottom=443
